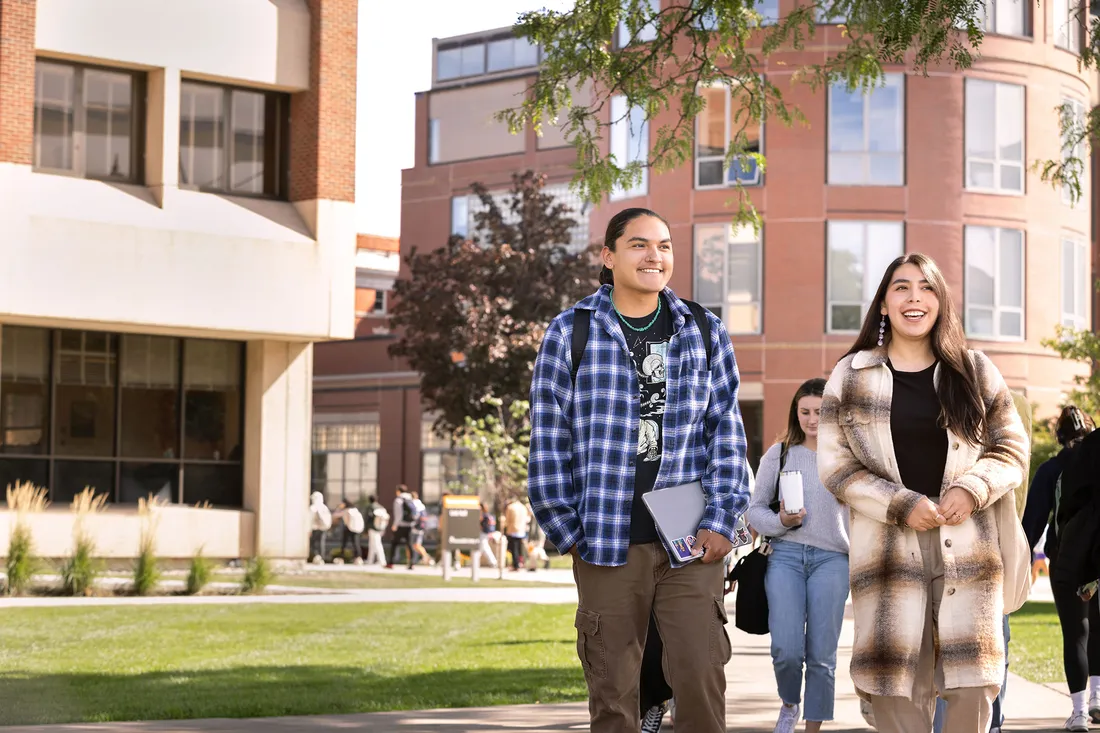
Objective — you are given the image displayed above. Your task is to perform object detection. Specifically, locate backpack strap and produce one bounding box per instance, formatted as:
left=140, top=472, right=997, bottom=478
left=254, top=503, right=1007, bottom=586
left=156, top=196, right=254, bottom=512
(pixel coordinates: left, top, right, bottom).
left=570, top=300, right=714, bottom=384
left=683, top=299, right=713, bottom=371
left=570, top=308, right=590, bottom=385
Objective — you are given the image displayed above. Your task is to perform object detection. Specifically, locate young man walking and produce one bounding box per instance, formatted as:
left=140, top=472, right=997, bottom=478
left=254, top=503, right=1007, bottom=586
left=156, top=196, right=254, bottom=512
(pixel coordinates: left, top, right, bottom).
left=529, top=208, right=751, bottom=733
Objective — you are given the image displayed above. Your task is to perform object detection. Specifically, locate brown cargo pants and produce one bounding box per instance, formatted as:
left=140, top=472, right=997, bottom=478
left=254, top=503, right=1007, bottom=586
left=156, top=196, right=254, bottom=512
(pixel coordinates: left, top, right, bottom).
left=572, top=542, right=731, bottom=733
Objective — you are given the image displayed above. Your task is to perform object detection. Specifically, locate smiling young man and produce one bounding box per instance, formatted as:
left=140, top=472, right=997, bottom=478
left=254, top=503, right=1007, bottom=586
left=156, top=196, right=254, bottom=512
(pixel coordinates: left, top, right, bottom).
left=528, top=208, right=751, bottom=732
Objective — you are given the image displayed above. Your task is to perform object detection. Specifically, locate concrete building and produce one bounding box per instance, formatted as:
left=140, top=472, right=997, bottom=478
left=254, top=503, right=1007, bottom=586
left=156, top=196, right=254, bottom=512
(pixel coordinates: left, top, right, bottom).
left=0, top=0, right=384, bottom=560
left=317, top=0, right=1095, bottom=519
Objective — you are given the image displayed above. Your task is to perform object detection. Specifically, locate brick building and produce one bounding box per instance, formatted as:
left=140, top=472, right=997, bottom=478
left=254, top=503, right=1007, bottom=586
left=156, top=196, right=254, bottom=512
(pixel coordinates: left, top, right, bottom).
left=0, top=0, right=384, bottom=560
left=314, top=0, right=1096, bottom=523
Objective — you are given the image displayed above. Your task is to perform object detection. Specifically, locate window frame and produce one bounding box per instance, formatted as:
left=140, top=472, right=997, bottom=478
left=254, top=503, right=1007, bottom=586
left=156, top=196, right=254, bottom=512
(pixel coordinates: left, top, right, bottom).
left=616, top=0, right=662, bottom=48
left=827, top=73, right=906, bottom=186
left=825, top=221, right=906, bottom=334
left=33, top=58, right=145, bottom=184
left=1062, top=236, right=1089, bottom=330
left=1061, top=97, right=1087, bottom=206
left=178, top=79, right=290, bottom=200
left=609, top=95, right=649, bottom=201
left=694, top=82, right=764, bottom=189
left=369, top=290, right=388, bottom=317
left=692, top=223, right=763, bottom=335
left=964, top=79, right=1025, bottom=195
left=1055, top=0, right=1083, bottom=52
left=963, top=226, right=1026, bottom=341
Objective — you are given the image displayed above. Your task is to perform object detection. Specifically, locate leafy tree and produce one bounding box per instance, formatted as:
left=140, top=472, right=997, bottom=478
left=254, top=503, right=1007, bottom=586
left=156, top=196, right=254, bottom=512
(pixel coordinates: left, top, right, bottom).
left=388, top=171, right=594, bottom=435
left=499, top=0, right=1093, bottom=217
left=452, top=397, right=532, bottom=504
left=1043, top=324, right=1100, bottom=417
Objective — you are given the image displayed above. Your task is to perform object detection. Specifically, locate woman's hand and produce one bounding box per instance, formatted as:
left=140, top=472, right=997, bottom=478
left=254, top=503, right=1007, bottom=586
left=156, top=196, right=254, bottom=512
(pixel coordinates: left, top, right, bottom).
left=939, top=488, right=977, bottom=526
left=906, top=498, right=946, bottom=531
left=779, top=500, right=806, bottom=528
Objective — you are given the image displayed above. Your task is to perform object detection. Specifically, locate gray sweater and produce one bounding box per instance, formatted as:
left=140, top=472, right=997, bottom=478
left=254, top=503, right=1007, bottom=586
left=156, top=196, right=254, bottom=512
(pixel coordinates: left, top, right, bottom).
left=746, top=443, right=850, bottom=555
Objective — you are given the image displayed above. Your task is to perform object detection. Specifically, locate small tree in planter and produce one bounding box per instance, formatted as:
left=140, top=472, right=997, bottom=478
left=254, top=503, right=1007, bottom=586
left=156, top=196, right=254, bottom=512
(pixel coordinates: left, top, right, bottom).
left=61, top=488, right=106, bottom=596
left=5, top=482, right=49, bottom=596
left=132, top=495, right=164, bottom=596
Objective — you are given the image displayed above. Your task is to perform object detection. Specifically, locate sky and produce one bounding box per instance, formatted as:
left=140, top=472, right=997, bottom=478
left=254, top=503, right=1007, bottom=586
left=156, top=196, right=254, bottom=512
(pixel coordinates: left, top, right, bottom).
left=355, top=1, right=572, bottom=239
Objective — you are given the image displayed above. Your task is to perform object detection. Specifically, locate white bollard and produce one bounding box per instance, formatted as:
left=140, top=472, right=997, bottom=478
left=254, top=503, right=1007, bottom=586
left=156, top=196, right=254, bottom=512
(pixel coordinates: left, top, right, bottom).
left=442, top=550, right=452, bottom=582
left=498, top=538, right=506, bottom=580
left=471, top=550, right=481, bottom=583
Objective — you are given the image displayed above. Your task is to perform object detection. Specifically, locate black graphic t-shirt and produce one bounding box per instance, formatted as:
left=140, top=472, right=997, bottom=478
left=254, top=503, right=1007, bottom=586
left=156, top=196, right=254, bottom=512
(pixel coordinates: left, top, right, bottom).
left=620, top=294, right=674, bottom=544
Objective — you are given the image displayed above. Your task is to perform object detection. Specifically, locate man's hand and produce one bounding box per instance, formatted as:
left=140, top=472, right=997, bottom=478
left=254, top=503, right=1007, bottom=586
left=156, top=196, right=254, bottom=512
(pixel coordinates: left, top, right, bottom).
left=778, top=500, right=806, bottom=528
left=939, top=488, right=977, bottom=526
left=568, top=545, right=579, bottom=558
left=906, top=498, right=947, bottom=531
left=696, top=529, right=733, bottom=564
left=390, top=525, right=397, bottom=533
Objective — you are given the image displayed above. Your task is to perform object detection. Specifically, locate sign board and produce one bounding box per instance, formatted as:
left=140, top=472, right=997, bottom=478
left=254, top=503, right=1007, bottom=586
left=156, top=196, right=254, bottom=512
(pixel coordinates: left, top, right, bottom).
left=440, top=495, right=481, bottom=551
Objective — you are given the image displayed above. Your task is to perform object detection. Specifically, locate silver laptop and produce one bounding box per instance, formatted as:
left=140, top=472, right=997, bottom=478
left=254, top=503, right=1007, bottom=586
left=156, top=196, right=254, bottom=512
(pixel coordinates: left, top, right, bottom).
left=643, top=481, right=753, bottom=563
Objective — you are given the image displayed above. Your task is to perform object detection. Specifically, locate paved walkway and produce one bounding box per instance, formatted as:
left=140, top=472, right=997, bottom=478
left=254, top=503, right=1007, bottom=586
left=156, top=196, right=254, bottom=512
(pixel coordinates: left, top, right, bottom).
left=0, top=617, right=1071, bottom=732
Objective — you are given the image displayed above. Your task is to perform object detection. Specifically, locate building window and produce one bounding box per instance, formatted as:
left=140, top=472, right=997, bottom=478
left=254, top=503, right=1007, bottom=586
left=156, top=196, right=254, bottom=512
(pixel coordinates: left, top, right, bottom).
left=696, top=83, right=763, bottom=188
left=1055, top=0, right=1082, bottom=51
left=179, top=81, right=288, bottom=198
left=33, top=60, right=143, bottom=182
left=1062, top=97, right=1087, bottom=205
left=816, top=1, right=847, bottom=23
left=451, top=195, right=469, bottom=237
left=610, top=95, right=649, bottom=200
left=827, top=221, right=905, bottom=333
left=486, top=36, right=539, bottom=73
left=420, top=419, right=474, bottom=506
left=976, top=0, right=1029, bottom=35
left=828, top=74, right=904, bottom=186
left=694, top=223, right=762, bottom=334
left=1062, top=237, right=1089, bottom=330
left=0, top=328, right=244, bottom=507
left=369, top=290, right=388, bottom=316
left=617, top=0, right=661, bottom=47
left=311, top=419, right=380, bottom=509
left=965, top=79, right=1024, bottom=194
left=964, top=226, right=1024, bottom=340
left=429, top=119, right=441, bottom=165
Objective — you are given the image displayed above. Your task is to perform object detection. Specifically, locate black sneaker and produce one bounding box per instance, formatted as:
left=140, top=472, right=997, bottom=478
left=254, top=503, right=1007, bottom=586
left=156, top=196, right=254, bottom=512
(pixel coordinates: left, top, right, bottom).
left=641, top=701, right=668, bottom=733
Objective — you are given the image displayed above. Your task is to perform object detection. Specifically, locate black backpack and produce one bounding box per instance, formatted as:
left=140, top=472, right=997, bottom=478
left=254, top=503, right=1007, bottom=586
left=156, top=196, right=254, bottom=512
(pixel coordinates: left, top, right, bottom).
left=401, top=497, right=418, bottom=524
left=569, top=300, right=713, bottom=383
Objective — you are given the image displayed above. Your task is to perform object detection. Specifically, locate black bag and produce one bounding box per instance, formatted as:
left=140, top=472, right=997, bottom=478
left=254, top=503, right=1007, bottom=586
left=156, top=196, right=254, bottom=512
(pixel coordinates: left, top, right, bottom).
left=726, top=445, right=788, bottom=635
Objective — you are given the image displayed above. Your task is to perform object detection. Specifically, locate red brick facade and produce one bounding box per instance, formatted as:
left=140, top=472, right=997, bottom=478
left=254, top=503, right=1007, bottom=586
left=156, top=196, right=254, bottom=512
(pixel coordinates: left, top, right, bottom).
left=289, top=0, right=357, bottom=203
left=0, top=0, right=35, bottom=166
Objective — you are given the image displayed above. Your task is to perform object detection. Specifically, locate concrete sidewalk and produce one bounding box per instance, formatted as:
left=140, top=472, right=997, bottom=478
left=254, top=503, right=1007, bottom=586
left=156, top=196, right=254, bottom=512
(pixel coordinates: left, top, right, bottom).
left=0, top=618, right=1071, bottom=732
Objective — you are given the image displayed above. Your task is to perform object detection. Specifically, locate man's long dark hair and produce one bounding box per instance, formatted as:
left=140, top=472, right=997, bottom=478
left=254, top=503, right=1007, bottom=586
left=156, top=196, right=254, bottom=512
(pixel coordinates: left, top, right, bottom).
left=844, top=252, right=986, bottom=447
left=599, top=208, right=670, bottom=286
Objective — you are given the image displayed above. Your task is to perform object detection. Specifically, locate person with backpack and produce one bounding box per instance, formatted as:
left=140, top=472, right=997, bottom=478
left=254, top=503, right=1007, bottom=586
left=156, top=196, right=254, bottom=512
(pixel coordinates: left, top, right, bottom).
left=1025, top=406, right=1100, bottom=731
left=408, top=490, right=435, bottom=567
left=363, top=495, right=389, bottom=566
left=746, top=377, right=850, bottom=733
left=387, top=484, right=417, bottom=569
left=478, top=501, right=499, bottom=569
left=333, top=500, right=366, bottom=564
left=528, top=207, right=751, bottom=733
left=308, top=492, right=332, bottom=564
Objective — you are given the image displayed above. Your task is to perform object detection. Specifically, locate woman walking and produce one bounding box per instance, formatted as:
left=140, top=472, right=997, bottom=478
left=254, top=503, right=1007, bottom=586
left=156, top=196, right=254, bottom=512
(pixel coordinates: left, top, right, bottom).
left=817, top=253, right=1029, bottom=733
left=1028, top=406, right=1100, bottom=730
left=747, top=377, right=850, bottom=733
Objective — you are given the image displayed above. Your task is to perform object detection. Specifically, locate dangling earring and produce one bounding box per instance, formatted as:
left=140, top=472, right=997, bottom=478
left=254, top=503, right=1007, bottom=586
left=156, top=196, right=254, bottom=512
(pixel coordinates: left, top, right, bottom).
left=877, top=315, right=886, bottom=347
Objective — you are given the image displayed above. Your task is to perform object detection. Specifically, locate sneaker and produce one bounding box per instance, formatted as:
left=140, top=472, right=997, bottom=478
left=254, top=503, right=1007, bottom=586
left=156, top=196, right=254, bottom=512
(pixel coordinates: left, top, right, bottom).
left=353, top=557, right=363, bottom=566
left=641, top=701, right=668, bottom=733
left=1066, top=713, right=1090, bottom=732
left=774, top=703, right=800, bottom=733
left=667, top=699, right=675, bottom=727
left=1090, top=698, right=1100, bottom=724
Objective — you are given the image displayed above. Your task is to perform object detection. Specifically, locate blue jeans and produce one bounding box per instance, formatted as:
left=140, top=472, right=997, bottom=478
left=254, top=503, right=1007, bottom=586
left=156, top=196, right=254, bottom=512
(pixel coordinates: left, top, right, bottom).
left=764, top=540, right=850, bottom=721
left=933, top=614, right=1009, bottom=732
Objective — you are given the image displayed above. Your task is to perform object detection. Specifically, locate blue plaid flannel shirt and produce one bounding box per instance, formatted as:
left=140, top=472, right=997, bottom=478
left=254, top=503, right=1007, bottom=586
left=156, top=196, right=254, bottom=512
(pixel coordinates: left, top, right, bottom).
left=528, top=285, right=751, bottom=567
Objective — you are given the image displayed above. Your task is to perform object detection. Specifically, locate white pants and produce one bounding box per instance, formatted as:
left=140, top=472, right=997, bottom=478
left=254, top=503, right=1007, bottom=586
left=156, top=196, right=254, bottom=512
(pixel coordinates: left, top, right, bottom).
left=479, top=533, right=498, bottom=567
left=366, top=529, right=386, bottom=565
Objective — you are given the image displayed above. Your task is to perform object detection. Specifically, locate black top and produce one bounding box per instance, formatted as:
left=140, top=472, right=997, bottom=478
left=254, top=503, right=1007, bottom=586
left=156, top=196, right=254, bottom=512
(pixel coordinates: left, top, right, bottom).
left=620, top=294, right=674, bottom=544
left=888, top=361, right=948, bottom=499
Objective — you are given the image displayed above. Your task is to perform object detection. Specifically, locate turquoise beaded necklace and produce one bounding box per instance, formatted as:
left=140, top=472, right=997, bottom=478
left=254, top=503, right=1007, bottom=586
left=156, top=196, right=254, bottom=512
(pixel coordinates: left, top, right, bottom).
left=610, top=287, right=662, bottom=332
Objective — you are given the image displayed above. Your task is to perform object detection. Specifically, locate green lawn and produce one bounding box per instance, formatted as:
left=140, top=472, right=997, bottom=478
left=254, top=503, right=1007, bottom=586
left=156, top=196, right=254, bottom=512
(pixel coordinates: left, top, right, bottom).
left=1009, top=602, right=1062, bottom=684
left=0, top=603, right=585, bottom=725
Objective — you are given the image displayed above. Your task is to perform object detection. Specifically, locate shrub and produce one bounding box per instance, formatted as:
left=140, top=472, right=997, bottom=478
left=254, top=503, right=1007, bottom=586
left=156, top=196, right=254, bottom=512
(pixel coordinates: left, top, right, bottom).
left=241, top=555, right=273, bottom=594
left=61, top=488, right=106, bottom=596
left=5, top=482, right=48, bottom=596
left=186, top=549, right=214, bottom=595
left=132, top=496, right=163, bottom=596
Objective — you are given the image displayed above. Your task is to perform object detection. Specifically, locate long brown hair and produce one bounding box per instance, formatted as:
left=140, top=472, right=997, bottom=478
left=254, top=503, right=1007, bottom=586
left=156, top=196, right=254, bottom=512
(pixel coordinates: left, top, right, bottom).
left=844, top=252, right=986, bottom=446
left=778, top=378, right=827, bottom=448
